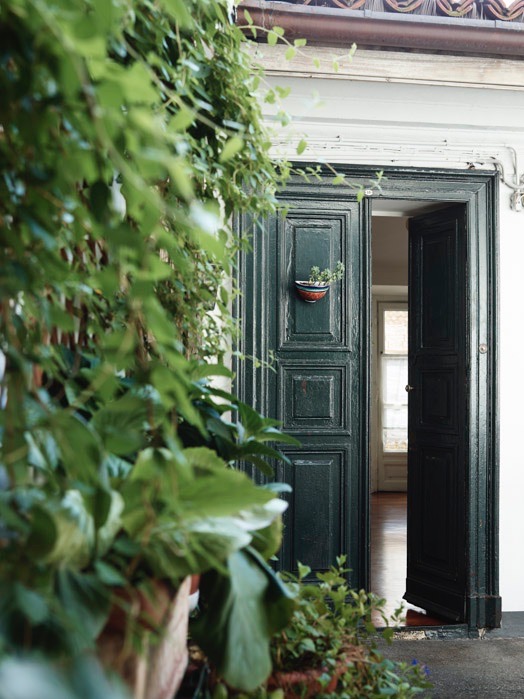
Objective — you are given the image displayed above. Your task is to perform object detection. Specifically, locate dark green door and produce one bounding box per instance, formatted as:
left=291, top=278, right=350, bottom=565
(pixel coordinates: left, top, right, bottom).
left=405, top=205, right=468, bottom=621
left=238, top=192, right=367, bottom=585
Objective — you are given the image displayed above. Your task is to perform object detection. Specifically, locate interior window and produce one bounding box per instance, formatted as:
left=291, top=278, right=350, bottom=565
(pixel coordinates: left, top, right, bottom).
left=381, top=308, right=408, bottom=453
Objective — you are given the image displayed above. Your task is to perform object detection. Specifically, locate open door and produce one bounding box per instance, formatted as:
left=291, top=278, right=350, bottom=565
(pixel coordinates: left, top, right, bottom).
left=405, top=204, right=468, bottom=622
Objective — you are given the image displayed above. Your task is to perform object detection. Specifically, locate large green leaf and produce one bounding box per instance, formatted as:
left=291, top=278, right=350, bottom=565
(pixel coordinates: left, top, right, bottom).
left=50, top=414, right=103, bottom=484
left=192, top=549, right=295, bottom=691
left=45, top=491, right=94, bottom=568
left=183, top=446, right=228, bottom=470
left=25, top=504, right=57, bottom=560
left=179, top=468, right=273, bottom=519
left=55, top=570, right=111, bottom=651
left=14, top=584, right=49, bottom=625
left=144, top=517, right=253, bottom=580
left=91, top=394, right=148, bottom=456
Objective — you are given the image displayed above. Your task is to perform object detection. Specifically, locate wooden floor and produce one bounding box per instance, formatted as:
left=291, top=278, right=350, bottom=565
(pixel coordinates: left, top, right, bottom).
left=370, top=492, right=445, bottom=627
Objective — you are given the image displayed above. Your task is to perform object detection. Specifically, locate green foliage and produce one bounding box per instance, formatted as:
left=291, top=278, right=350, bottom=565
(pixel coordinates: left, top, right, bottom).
left=201, top=558, right=431, bottom=698
left=308, top=261, right=345, bottom=285
left=192, top=547, right=296, bottom=692
left=271, top=558, right=380, bottom=674
left=0, top=0, right=294, bottom=690
left=267, top=558, right=431, bottom=698
left=0, top=0, right=281, bottom=367
left=178, top=381, right=300, bottom=478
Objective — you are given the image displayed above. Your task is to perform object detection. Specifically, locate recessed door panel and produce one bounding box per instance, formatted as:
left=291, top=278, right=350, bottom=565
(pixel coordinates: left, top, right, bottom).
left=280, top=362, right=349, bottom=434
left=417, top=227, right=458, bottom=353
left=278, top=450, right=347, bottom=576
left=417, top=365, right=458, bottom=432
left=280, top=211, right=349, bottom=350
left=411, top=444, right=459, bottom=577
left=240, top=195, right=363, bottom=585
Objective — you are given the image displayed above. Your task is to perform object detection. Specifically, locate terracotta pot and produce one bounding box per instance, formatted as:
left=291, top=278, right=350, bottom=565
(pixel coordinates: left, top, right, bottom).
left=104, top=580, right=173, bottom=633
left=97, top=577, right=191, bottom=699
left=189, top=574, right=200, bottom=595
left=267, top=646, right=367, bottom=698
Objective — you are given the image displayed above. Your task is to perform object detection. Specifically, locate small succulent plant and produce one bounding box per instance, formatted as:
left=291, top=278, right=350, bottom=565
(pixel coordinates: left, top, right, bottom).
left=308, top=261, right=345, bottom=285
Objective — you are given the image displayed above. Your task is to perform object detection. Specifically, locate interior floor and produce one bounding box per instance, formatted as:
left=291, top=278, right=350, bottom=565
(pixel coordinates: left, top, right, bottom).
left=370, top=492, right=446, bottom=627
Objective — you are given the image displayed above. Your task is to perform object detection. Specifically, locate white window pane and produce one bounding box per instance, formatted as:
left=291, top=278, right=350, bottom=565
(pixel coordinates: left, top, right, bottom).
left=383, top=429, right=408, bottom=453
left=382, top=356, right=408, bottom=405
left=384, top=310, right=408, bottom=354
left=382, top=355, right=408, bottom=453
left=384, top=405, right=407, bottom=429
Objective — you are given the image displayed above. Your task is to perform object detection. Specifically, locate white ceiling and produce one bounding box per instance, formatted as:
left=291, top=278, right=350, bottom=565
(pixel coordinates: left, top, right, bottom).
left=371, top=199, right=452, bottom=217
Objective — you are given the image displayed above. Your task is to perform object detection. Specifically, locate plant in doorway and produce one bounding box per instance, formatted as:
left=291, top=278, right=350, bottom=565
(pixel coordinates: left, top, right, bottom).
left=201, top=557, right=431, bottom=699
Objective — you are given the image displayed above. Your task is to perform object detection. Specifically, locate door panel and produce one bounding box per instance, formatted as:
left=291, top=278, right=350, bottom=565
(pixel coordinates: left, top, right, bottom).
left=278, top=450, right=347, bottom=575
left=280, top=362, right=349, bottom=434
left=244, top=195, right=364, bottom=585
left=280, top=211, right=349, bottom=350
left=405, top=204, right=467, bottom=621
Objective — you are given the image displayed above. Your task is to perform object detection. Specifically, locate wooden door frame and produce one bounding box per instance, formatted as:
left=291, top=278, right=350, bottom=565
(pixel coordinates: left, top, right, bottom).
left=236, top=164, right=500, bottom=629
left=364, top=166, right=500, bottom=629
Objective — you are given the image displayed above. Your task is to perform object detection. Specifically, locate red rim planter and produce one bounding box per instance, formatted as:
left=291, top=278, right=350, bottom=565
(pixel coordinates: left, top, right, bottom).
left=294, top=280, right=330, bottom=303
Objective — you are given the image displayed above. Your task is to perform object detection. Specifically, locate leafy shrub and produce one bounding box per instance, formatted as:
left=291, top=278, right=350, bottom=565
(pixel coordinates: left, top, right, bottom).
left=207, top=558, right=431, bottom=698
left=270, top=558, right=431, bottom=698
left=0, top=0, right=294, bottom=692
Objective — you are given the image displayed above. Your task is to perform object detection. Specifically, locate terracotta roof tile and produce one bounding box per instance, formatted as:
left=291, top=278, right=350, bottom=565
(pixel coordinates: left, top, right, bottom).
left=270, top=0, right=524, bottom=22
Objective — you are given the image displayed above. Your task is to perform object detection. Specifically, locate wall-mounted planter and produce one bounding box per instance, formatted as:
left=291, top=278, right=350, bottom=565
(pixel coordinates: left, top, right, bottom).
left=295, top=281, right=330, bottom=303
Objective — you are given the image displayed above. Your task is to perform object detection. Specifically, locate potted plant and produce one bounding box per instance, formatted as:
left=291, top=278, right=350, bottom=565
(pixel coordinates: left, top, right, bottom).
left=295, top=262, right=345, bottom=303
left=0, top=342, right=298, bottom=699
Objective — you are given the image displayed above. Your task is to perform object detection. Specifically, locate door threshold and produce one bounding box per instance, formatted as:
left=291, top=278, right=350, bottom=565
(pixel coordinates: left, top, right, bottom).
left=376, top=624, right=473, bottom=640
left=395, top=624, right=470, bottom=640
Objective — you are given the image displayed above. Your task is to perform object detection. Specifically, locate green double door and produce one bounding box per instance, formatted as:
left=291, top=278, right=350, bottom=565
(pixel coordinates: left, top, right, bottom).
left=237, top=182, right=469, bottom=620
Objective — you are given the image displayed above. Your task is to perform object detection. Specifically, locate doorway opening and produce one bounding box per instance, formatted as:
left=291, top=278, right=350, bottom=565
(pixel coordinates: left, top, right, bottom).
left=236, top=165, right=500, bottom=630
left=369, top=199, right=455, bottom=627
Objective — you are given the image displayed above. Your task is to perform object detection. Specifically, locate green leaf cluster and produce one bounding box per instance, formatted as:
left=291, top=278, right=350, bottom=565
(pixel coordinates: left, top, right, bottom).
left=0, top=0, right=294, bottom=691
left=192, top=547, right=295, bottom=692
left=243, top=558, right=431, bottom=698
left=201, top=557, right=431, bottom=698
left=308, top=261, right=345, bottom=285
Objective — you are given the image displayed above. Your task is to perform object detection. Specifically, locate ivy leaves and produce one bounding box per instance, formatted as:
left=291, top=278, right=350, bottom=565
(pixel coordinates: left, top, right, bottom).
left=1, top=0, right=279, bottom=366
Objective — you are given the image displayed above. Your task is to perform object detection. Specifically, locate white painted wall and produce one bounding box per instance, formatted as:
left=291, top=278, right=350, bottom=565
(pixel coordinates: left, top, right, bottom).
left=260, top=52, right=524, bottom=611
left=372, top=217, right=408, bottom=286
